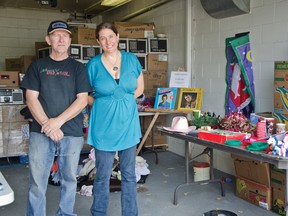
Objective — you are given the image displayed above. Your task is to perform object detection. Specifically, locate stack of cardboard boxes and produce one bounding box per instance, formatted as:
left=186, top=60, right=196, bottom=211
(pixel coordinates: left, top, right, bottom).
left=273, top=61, right=288, bottom=215
left=1, top=56, right=29, bottom=157
left=232, top=154, right=272, bottom=211
left=231, top=61, right=288, bottom=215
left=271, top=166, right=286, bottom=215
left=274, top=61, right=288, bottom=127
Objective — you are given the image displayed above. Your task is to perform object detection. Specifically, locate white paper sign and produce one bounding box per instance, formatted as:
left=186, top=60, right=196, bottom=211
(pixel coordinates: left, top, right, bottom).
left=169, top=71, right=191, bottom=88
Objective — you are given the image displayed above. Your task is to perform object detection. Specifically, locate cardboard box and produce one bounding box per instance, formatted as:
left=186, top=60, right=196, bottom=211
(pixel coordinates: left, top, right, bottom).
left=273, top=112, right=288, bottom=131
left=274, top=61, right=288, bottom=114
left=5, top=58, right=21, bottom=71
left=6, top=56, right=36, bottom=74
left=0, top=71, right=19, bottom=87
left=148, top=38, right=168, bottom=53
left=143, top=88, right=157, bottom=98
left=147, top=54, right=168, bottom=71
left=231, top=154, right=271, bottom=187
left=142, top=115, right=166, bottom=146
left=144, top=70, right=167, bottom=90
left=271, top=165, right=286, bottom=190
left=128, top=39, right=148, bottom=54
left=114, top=22, right=155, bottom=38
left=272, top=188, right=286, bottom=216
left=21, top=55, right=36, bottom=73
left=70, top=27, right=98, bottom=45
left=236, top=176, right=272, bottom=210
left=198, top=129, right=246, bottom=144
left=135, top=54, right=147, bottom=71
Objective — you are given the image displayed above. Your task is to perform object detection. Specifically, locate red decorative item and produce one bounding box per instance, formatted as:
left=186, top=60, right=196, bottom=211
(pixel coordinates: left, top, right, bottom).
left=219, top=111, right=256, bottom=134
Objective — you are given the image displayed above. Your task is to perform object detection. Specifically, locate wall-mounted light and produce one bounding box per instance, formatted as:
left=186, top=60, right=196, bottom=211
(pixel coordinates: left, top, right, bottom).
left=101, top=0, right=131, bottom=7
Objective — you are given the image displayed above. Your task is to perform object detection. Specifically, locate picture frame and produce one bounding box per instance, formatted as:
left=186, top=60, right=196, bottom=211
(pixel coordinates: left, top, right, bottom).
left=177, top=88, right=203, bottom=111
left=154, top=87, right=178, bottom=110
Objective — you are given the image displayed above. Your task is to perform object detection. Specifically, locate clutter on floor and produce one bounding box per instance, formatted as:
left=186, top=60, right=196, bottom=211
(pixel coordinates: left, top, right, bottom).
left=69, top=149, right=150, bottom=196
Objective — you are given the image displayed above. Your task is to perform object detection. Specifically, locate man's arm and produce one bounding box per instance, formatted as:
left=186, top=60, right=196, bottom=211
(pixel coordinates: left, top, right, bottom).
left=25, top=89, right=49, bottom=126
left=41, top=92, right=88, bottom=135
left=25, top=89, right=64, bottom=141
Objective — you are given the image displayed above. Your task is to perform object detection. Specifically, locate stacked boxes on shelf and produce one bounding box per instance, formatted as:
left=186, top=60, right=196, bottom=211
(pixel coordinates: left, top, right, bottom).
left=36, top=43, right=101, bottom=65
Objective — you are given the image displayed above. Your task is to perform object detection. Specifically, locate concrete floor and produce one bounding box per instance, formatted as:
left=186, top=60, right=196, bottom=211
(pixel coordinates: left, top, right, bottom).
left=0, top=150, right=278, bottom=216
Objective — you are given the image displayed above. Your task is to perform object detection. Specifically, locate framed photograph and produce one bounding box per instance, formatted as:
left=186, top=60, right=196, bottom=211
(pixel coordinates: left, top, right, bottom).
left=154, top=87, right=178, bottom=110
left=177, top=88, right=203, bottom=111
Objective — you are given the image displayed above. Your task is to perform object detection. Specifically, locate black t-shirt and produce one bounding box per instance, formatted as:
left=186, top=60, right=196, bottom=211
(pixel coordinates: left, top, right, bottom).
left=21, top=56, right=92, bottom=136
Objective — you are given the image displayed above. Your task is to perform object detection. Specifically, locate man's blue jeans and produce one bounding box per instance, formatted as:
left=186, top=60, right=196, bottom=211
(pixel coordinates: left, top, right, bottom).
left=26, top=132, right=84, bottom=216
left=90, top=146, right=138, bottom=216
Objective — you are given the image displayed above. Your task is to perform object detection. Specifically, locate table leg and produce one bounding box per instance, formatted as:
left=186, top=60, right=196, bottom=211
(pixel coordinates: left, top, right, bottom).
left=173, top=145, right=225, bottom=205
left=136, top=112, right=160, bottom=156
left=173, top=140, right=189, bottom=205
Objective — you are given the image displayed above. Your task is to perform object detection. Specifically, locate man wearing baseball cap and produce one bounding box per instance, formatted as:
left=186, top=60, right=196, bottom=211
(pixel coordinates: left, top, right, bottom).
left=21, top=20, right=92, bottom=215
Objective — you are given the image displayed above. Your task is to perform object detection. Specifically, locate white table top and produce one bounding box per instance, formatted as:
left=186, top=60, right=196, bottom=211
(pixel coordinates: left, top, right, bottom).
left=0, top=171, right=14, bottom=206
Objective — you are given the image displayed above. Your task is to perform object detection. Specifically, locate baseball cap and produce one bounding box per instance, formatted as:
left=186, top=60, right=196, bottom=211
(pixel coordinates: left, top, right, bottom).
left=47, top=20, right=71, bottom=35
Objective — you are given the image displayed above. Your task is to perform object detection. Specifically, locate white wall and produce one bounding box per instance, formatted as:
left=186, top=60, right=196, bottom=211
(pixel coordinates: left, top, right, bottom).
left=1, top=0, right=288, bottom=175
left=0, top=7, right=70, bottom=70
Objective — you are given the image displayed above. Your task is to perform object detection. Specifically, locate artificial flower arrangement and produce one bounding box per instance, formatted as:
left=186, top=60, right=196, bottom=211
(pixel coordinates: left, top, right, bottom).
left=190, top=111, right=256, bottom=134
left=218, top=111, right=256, bottom=134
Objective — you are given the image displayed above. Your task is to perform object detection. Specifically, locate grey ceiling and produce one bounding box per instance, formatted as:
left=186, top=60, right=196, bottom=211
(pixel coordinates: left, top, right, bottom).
left=0, top=0, right=118, bottom=18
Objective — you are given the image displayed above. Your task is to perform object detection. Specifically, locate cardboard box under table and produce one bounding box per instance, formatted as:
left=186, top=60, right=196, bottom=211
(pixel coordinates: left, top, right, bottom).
left=231, top=154, right=271, bottom=187
left=142, top=115, right=166, bottom=147
left=270, top=165, right=286, bottom=215
left=236, top=176, right=272, bottom=210
left=198, top=129, right=246, bottom=144
left=272, top=187, right=286, bottom=216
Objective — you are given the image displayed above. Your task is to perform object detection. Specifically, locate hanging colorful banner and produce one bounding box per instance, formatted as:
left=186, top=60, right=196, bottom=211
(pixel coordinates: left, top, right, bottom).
left=225, top=34, right=255, bottom=117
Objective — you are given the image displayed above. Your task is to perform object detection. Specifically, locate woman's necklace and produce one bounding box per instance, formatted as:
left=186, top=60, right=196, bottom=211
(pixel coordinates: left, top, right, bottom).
left=105, top=52, right=119, bottom=71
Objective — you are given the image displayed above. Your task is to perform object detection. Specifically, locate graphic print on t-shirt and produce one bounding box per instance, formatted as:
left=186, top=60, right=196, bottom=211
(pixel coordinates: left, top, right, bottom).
left=40, top=68, right=70, bottom=77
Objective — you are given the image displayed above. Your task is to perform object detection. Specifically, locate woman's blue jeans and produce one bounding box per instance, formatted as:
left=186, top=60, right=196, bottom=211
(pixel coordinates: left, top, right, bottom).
left=26, top=132, right=84, bottom=216
left=90, top=146, right=138, bottom=216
